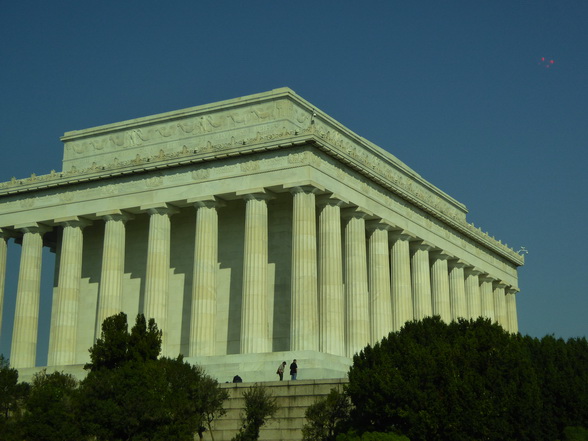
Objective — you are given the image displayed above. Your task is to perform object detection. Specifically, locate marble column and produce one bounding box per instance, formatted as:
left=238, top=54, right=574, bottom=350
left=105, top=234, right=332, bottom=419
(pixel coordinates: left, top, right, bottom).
left=96, top=211, right=132, bottom=338
left=506, top=288, right=519, bottom=334
left=430, top=251, right=451, bottom=323
left=367, top=222, right=392, bottom=344
left=317, top=196, right=345, bottom=356
left=0, top=229, right=8, bottom=339
left=343, top=209, right=370, bottom=357
left=48, top=218, right=90, bottom=366
left=410, top=241, right=433, bottom=321
left=190, top=199, right=222, bottom=356
left=479, top=275, right=495, bottom=322
left=390, top=232, right=413, bottom=331
left=241, top=193, right=271, bottom=354
left=464, top=268, right=482, bottom=319
left=448, top=260, right=467, bottom=321
left=493, top=282, right=508, bottom=330
left=11, top=224, right=49, bottom=369
left=143, top=205, right=177, bottom=356
left=290, top=187, right=319, bottom=352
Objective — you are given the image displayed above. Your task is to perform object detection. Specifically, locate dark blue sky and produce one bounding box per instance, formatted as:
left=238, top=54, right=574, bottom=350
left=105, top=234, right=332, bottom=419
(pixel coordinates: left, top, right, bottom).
left=1, top=1, right=587, bottom=359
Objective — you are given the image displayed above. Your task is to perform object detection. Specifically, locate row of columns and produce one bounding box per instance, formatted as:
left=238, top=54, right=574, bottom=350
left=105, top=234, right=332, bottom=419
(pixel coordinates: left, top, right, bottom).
left=1, top=188, right=519, bottom=369
left=285, top=189, right=518, bottom=357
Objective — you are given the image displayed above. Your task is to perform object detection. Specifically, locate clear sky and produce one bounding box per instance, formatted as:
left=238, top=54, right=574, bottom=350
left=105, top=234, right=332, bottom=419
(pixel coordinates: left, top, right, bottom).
left=1, top=1, right=587, bottom=361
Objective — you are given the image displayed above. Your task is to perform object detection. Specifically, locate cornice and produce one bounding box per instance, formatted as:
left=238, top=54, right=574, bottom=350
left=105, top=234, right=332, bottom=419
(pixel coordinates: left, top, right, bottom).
left=60, top=87, right=298, bottom=142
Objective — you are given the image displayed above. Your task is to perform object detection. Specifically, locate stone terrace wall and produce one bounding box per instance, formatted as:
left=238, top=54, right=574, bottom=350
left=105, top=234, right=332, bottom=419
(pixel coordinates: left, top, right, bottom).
left=212, top=378, right=348, bottom=441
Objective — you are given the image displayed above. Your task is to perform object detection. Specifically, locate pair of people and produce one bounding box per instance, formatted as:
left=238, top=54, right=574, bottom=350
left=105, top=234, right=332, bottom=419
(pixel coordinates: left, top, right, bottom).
left=276, top=359, right=297, bottom=381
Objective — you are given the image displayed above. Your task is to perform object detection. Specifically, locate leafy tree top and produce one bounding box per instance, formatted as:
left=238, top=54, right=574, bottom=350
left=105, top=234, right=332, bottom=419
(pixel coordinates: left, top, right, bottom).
left=85, top=313, right=162, bottom=371
left=346, top=317, right=588, bottom=441
left=347, top=317, right=541, bottom=441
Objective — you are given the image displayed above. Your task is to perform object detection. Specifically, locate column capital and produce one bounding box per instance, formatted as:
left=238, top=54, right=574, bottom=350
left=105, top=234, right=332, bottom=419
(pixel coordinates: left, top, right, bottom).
left=479, top=273, right=497, bottom=283
left=430, top=249, right=452, bottom=261
left=187, top=196, right=226, bottom=209
left=284, top=181, right=325, bottom=195
left=389, top=230, right=414, bottom=242
left=54, top=216, right=93, bottom=229
left=97, top=209, right=134, bottom=223
left=341, top=206, right=373, bottom=220
left=140, top=203, right=180, bottom=216
left=14, top=222, right=52, bottom=236
left=464, top=267, right=483, bottom=277
left=448, top=258, right=468, bottom=269
left=366, top=219, right=394, bottom=232
left=316, top=194, right=348, bottom=208
left=506, top=286, right=519, bottom=295
left=236, top=188, right=276, bottom=201
left=409, top=240, right=434, bottom=252
left=492, top=281, right=508, bottom=289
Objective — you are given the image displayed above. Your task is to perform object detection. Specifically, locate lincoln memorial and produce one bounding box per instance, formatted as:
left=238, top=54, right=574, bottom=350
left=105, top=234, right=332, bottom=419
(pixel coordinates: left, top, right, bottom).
left=0, top=88, right=524, bottom=381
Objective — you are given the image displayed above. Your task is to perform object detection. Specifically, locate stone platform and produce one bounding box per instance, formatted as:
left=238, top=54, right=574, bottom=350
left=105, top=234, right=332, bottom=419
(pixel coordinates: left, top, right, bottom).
left=187, top=350, right=353, bottom=384
left=214, top=378, right=348, bottom=441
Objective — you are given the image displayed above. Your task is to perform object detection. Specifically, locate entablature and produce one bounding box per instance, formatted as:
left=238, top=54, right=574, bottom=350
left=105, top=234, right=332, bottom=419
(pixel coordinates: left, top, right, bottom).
left=0, top=89, right=524, bottom=267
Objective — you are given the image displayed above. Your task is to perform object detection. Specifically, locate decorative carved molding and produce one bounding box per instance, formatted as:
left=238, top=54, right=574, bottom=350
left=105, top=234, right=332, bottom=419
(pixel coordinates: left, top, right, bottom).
left=145, top=176, right=164, bottom=188
left=191, top=169, right=210, bottom=181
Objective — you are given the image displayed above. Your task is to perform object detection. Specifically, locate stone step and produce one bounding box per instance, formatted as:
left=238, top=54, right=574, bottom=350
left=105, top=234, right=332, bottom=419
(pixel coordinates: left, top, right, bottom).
left=207, top=378, right=348, bottom=441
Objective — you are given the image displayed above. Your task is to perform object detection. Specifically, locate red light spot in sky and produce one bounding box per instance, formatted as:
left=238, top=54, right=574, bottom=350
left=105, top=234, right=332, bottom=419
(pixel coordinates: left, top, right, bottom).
left=538, top=57, right=555, bottom=68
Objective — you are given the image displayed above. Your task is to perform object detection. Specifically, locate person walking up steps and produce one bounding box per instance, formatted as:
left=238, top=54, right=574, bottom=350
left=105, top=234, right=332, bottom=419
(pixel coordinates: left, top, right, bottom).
left=290, top=359, right=298, bottom=380
left=276, top=361, right=286, bottom=381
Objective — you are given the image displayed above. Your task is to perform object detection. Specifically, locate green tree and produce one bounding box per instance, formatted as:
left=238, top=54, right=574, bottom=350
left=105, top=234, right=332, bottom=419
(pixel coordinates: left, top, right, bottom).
left=199, top=373, right=230, bottom=440
left=525, top=334, right=588, bottom=439
left=302, top=388, right=351, bottom=441
left=155, top=355, right=228, bottom=441
left=0, top=354, right=29, bottom=440
left=346, top=317, right=542, bottom=441
left=20, top=370, right=82, bottom=441
left=78, top=313, right=227, bottom=441
left=85, top=312, right=161, bottom=371
left=232, top=385, right=278, bottom=441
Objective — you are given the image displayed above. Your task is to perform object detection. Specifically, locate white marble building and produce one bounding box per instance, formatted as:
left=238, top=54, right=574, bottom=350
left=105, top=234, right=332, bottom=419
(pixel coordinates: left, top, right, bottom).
left=0, top=88, right=523, bottom=381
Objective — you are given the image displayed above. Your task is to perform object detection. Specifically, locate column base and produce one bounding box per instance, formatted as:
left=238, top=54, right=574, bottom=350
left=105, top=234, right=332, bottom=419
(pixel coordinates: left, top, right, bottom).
left=188, top=350, right=353, bottom=383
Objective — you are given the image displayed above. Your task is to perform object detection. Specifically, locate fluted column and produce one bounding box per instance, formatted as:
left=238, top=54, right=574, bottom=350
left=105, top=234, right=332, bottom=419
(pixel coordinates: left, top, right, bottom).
left=390, top=232, right=413, bottom=331
left=464, top=268, right=482, bottom=319
left=96, top=211, right=132, bottom=338
left=290, top=187, right=318, bottom=351
left=493, top=282, right=508, bottom=330
left=0, top=229, right=9, bottom=339
left=368, top=222, right=392, bottom=344
left=410, top=241, right=433, bottom=321
left=479, top=275, right=495, bottom=322
left=190, top=199, right=222, bottom=356
left=143, top=204, right=177, bottom=356
left=506, top=288, right=519, bottom=334
left=11, top=224, right=50, bottom=369
left=48, top=218, right=90, bottom=366
left=448, top=260, right=467, bottom=321
left=241, top=193, right=271, bottom=354
left=343, top=209, right=370, bottom=357
left=430, top=251, right=451, bottom=323
left=317, top=196, right=345, bottom=356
